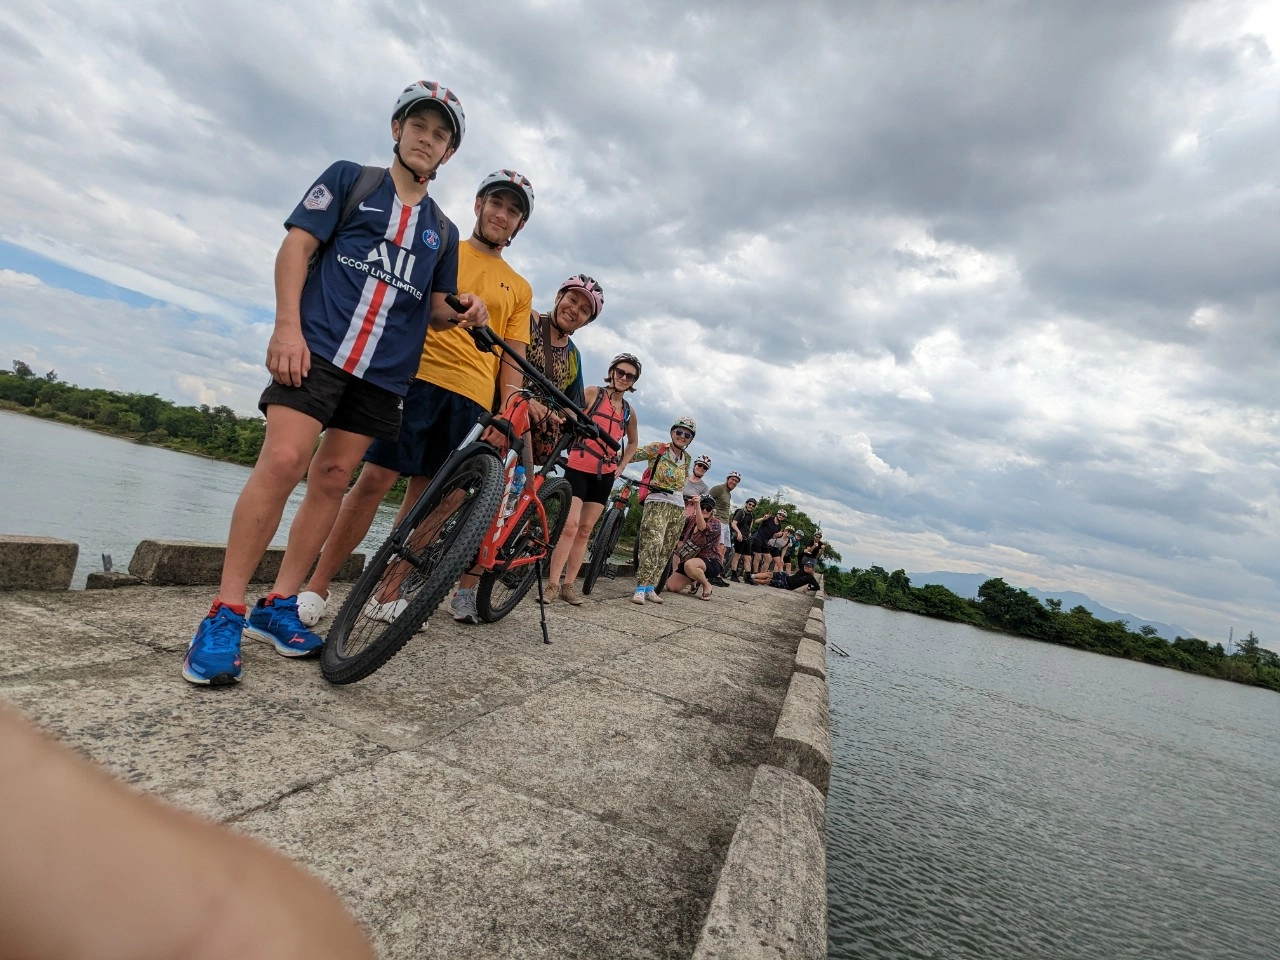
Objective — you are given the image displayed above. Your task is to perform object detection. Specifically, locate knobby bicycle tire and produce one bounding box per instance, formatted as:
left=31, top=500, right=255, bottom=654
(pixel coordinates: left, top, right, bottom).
left=475, top=476, right=573, bottom=622
left=321, top=449, right=504, bottom=684
left=581, top=508, right=623, bottom=595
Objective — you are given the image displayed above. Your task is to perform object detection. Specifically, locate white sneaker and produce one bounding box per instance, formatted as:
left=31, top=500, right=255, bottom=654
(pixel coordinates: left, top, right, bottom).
left=296, top=590, right=329, bottom=627
left=362, top=596, right=408, bottom=624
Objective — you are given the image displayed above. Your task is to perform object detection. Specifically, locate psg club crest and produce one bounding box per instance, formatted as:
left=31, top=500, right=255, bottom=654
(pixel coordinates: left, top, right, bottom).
left=303, top=183, right=333, bottom=211
left=423, top=229, right=440, bottom=249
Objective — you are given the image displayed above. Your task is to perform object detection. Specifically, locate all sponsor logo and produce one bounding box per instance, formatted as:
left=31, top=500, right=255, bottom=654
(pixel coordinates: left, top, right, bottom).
left=336, top=241, right=425, bottom=300
left=303, top=183, right=333, bottom=211
left=422, top=229, right=440, bottom=250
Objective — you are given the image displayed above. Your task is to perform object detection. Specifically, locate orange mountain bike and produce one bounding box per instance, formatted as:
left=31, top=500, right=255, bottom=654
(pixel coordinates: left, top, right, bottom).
left=321, top=322, right=617, bottom=684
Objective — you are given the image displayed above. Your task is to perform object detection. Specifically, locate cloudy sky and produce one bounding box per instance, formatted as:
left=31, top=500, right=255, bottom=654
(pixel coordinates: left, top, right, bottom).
left=1, top=0, right=1277, bottom=647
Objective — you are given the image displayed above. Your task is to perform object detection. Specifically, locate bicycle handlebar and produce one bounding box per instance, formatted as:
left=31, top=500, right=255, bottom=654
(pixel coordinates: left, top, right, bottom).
left=445, top=294, right=621, bottom=454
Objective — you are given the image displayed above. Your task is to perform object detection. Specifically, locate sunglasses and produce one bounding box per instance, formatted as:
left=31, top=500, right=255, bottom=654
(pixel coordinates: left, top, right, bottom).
left=613, top=369, right=638, bottom=382
left=672, top=428, right=694, bottom=439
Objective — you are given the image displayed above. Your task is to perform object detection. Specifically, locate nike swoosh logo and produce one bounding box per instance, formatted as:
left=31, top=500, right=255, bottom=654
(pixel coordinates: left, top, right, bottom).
left=358, top=202, right=383, bottom=212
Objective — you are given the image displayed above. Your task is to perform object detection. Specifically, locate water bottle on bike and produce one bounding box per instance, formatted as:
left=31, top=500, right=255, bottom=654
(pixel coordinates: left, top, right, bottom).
left=503, top=465, right=526, bottom=518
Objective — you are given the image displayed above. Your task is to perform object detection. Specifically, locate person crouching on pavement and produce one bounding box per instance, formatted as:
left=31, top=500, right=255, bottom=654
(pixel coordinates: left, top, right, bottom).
left=663, top=495, right=724, bottom=601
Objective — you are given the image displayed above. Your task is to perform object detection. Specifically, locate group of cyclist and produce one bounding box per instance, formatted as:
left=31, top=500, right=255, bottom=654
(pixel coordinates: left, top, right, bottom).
left=182, top=80, right=818, bottom=687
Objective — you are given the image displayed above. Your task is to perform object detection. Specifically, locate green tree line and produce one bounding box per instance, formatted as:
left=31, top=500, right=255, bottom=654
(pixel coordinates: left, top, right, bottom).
left=821, top=564, right=1279, bottom=694
left=1, top=361, right=266, bottom=465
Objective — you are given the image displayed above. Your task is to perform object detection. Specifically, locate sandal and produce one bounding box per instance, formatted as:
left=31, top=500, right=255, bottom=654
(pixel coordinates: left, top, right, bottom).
left=701, top=587, right=713, bottom=601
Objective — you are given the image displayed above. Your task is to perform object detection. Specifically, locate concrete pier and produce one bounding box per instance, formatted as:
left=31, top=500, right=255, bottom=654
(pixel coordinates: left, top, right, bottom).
left=0, top=570, right=828, bottom=958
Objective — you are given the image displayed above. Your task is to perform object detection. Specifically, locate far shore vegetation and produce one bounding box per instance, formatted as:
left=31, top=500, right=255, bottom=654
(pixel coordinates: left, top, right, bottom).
left=820, top=564, right=1278, bottom=694
left=5, top=360, right=1272, bottom=691
left=0, top=361, right=411, bottom=501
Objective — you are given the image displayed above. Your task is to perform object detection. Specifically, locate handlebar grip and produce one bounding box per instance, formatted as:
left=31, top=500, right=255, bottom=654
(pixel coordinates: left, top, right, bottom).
left=444, top=293, right=467, bottom=314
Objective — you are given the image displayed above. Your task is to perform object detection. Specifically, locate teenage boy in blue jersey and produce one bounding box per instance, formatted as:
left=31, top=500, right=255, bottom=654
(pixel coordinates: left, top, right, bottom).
left=182, top=82, right=488, bottom=686
left=293, top=170, right=537, bottom=627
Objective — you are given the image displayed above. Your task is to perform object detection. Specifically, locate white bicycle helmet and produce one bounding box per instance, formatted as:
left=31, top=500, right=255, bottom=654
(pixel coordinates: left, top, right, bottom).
left=392, top=81, right=465, bottom=148
left=477, top=169, right=534, bottom=220
left=694, top=455, right=712, bottom=469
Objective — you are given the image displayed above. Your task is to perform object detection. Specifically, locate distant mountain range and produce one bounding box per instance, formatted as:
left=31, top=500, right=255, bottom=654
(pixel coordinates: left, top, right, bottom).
left=907, top=571, right=1194, bottom=641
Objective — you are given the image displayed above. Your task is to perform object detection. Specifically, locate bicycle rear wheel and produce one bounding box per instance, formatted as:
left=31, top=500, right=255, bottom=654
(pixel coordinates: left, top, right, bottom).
left=475, top=476, right=573, bottom=622
left=322, top=449, right=503, bottom=684
left=581, top=508, right=623, bottom=596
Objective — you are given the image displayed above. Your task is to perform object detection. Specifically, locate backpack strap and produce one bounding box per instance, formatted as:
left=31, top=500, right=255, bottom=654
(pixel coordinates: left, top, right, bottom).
left=539, top=312, right=556, bottom=382
left=336, top=164, right=386, bottom=234
left=436, top=207, right=456, bottom=260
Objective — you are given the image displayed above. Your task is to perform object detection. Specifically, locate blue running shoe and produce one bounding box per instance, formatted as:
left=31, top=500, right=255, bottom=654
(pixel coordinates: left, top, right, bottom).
left=244, top=594, right=324, bottom=657
left=184, top=602, right=245, bottom=686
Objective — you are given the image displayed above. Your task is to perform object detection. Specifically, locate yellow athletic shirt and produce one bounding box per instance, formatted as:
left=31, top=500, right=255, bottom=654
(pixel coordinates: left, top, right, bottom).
left=416, top=242, right=532, bottom=408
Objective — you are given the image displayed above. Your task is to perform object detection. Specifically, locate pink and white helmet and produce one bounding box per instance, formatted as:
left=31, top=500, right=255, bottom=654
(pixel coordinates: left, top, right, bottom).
left=557, top=274, right=604, bottom=320
left=392, top=81, right=465, bottom=148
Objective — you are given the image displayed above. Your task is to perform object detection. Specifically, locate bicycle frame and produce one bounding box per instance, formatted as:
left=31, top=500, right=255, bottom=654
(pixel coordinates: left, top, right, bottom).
left=474, top=391, right=584, bottom=573
left=464, top=325, right=620, bottom=577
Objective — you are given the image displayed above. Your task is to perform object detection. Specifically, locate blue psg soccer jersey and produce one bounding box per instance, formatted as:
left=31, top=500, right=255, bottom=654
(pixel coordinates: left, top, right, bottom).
left=285, top=162, right=458, bottom=396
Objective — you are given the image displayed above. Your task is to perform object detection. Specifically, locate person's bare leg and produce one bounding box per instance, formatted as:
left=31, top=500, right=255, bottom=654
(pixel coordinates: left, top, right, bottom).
left=562, top=500, right=605, bottom=584
left=302, top=461, right=401, bottom=599
left=0, top=705, right=376, bottom=960
left=664, top=571, right=692, bottom=593
left=272, top=429, right=382, bottom=597
left=546, top=497, right=584, bottom=587
left=685, top=558, right=711, bottom=597
left=217, top=406, right=323, bottom=606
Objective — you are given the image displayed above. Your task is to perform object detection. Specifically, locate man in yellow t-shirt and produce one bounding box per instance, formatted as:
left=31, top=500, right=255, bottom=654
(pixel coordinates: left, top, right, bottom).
left=297, top=170, right=535, bottom=621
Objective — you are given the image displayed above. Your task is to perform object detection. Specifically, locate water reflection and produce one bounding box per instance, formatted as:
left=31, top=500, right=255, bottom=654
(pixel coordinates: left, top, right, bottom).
left=1, top=411, right=399, bottom=587
left=826, top=598, right=1280, bottom=960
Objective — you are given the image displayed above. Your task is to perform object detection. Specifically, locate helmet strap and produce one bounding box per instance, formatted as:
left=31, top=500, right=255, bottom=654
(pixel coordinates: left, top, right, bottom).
left=472, top=193, right=522, bottom=248
left=470, top=224, right=505, bottom=249
left=393, top=141, right=432, bottom=184
left=549, top=298, right=572, bottom=339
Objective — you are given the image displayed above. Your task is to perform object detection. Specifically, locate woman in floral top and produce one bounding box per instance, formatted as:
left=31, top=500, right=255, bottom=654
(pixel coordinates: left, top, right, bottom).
left=664, top=495, right=723, bottom=601
left=630, top=415, right=697, bottom=604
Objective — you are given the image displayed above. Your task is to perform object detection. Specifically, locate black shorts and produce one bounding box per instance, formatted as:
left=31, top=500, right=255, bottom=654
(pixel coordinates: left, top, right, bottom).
left=679, top=557, right=723, bottom=580
left=733, top=539, right=753, bottom=554
left=364, top=379, right=485, bottom=477
left=258, top=355, right=402, bottom=442
left=564, top=466, right=616, bottom=505
left=770, top=572, right=789, bottom=589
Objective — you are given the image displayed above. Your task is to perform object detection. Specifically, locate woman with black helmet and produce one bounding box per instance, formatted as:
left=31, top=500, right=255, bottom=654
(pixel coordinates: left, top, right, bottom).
left=543, top=352, right=641, bottom=605
left=630, top=415, right=697, bottom=604
left=663, top=494, right=724, bottom=601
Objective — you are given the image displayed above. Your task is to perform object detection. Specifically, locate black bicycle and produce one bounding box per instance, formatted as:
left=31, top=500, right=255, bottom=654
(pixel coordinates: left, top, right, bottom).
left=580, top=473, right=641, bottom=595
left=321, top=320, right=617, bottom=685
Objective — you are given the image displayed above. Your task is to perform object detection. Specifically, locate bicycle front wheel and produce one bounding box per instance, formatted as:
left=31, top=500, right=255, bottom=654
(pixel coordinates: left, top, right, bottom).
left=475, top=476, right=573, bottom=622
left=581, top=508, right=623, bottom=596
left=322, top=449, right=504, bottom=684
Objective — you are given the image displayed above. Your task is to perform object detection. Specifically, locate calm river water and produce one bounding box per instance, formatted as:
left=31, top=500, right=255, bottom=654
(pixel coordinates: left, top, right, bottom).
left=825, top=597, right=1280, bottom=959
left=0, top=410, right=398, bottom=587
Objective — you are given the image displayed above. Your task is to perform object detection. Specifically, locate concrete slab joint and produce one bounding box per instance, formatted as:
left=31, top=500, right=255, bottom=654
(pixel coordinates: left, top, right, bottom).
left=766, top=673, right=832, bottom=796
left=128, top=539, right=364, bottom=586
left=0, top=535, right=79, bottom=591
left=793, top=639, right=827, bottom=682
left=692, top=765, right=827, bottom=960
left=803, top=618, right=826, bottom=645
